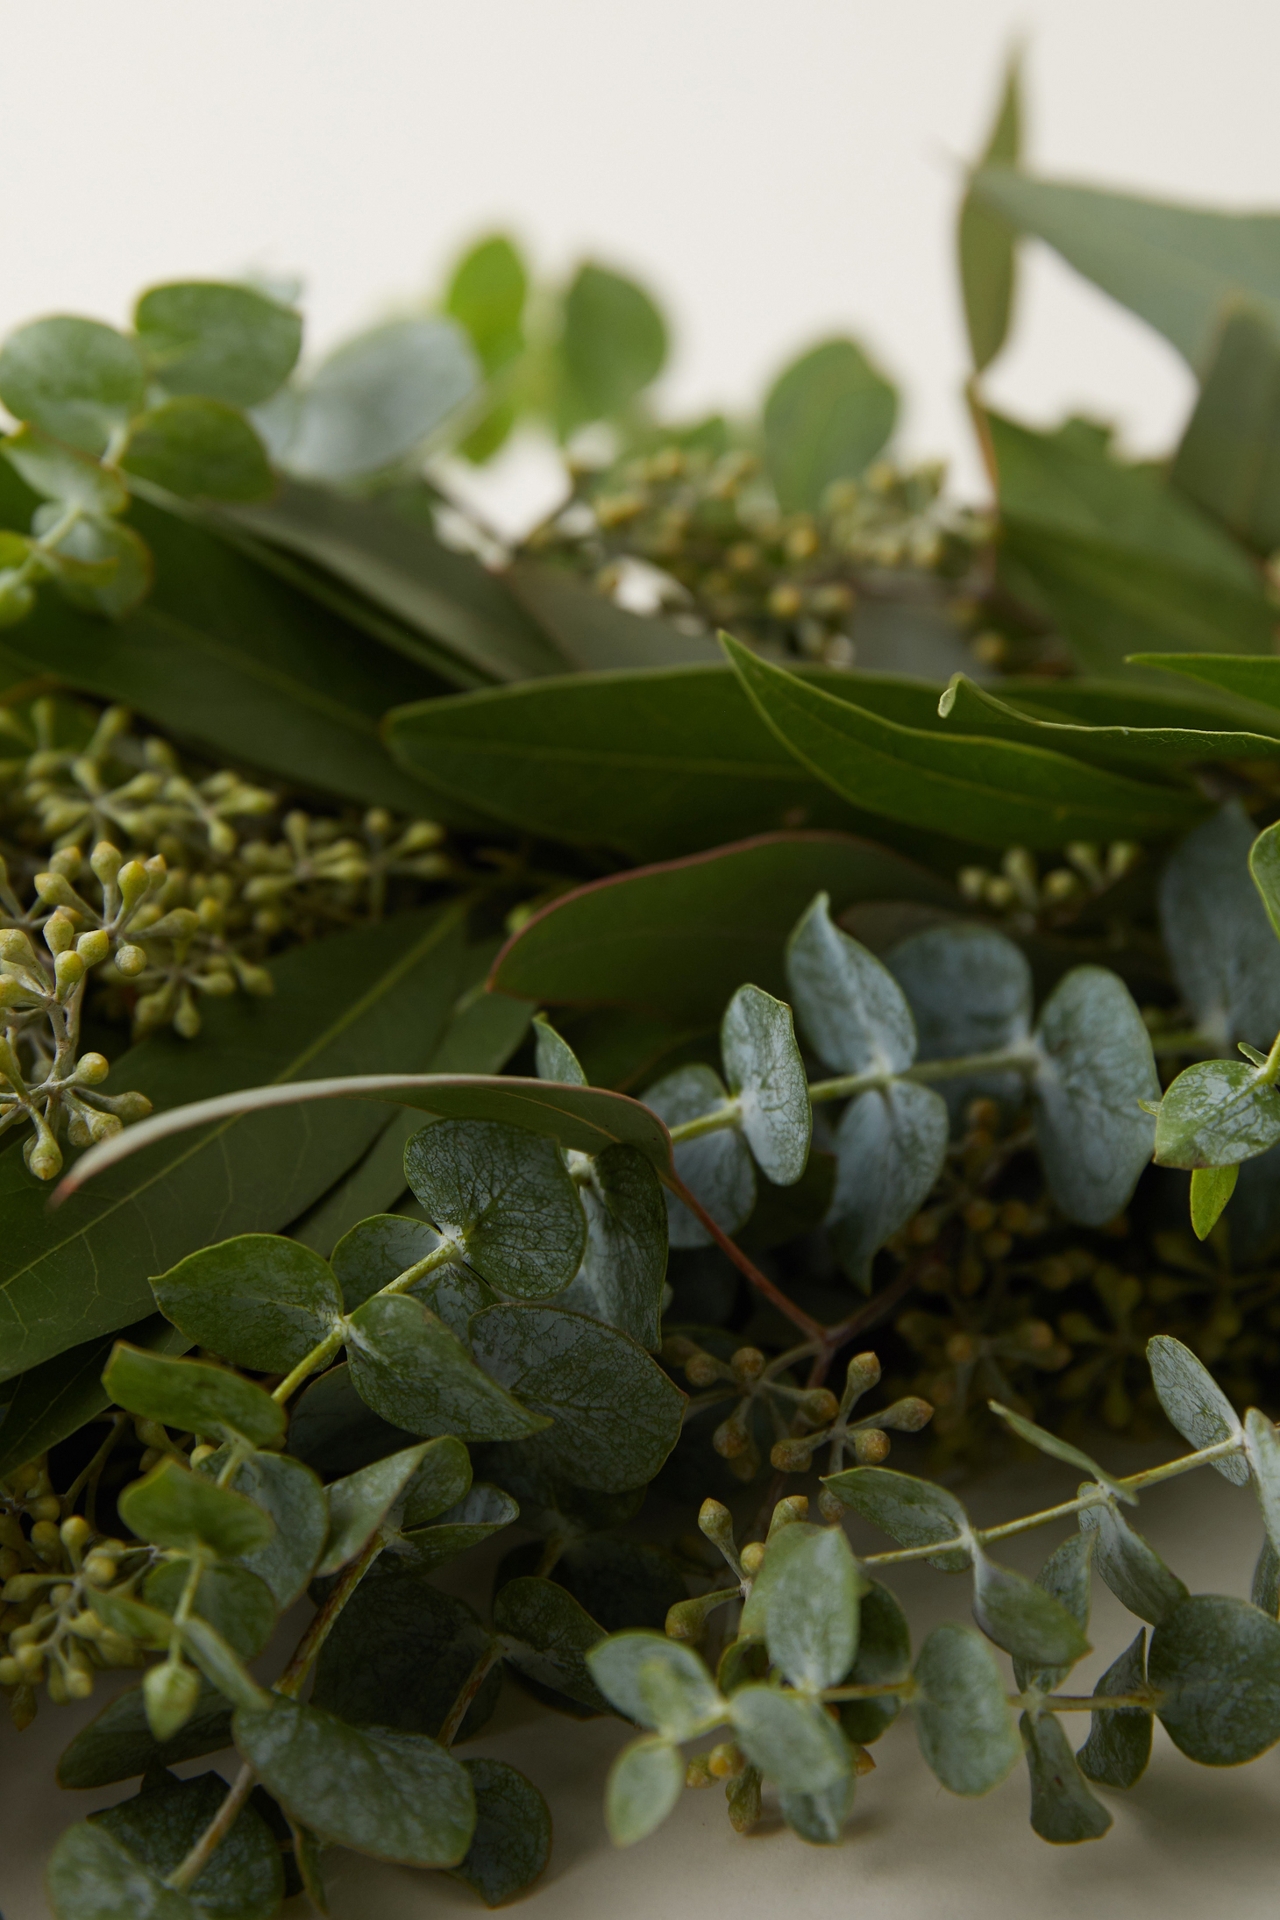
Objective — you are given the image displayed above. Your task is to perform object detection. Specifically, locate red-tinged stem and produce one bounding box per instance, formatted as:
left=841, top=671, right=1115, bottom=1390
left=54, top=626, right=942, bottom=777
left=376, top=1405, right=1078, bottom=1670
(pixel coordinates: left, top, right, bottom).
left=661, top=1168, right=825, bottom=1343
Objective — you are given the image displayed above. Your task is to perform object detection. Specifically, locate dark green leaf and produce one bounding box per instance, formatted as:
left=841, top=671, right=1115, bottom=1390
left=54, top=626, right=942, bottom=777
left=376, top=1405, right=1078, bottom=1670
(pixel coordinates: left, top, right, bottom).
left=47, top=1820, right=198, bottom=1920
left=958, top=55, right=1022, bottom=371
left=1131, top=652, right=1280, bottom=715
left=58, top=1676, right=234, bottom=1790
left=399, top=1432, right=473, bottom=1527
left=346, top=1293, right=544, bottom=1442
left=51, top=516, right=153, bottom=618
left=1191, top=1163, right=1239, bottom=1239
left=1160, top=805, right=1280, bottom=1052
left=1245, top=1408, right=1280, bottom=1561
left=0, top=1313, right=186, bottom=1478
left=1078, top=1502, right=1189, bottom=1625
left=1147, top=1334, right=1249, bottom=1482
left=205, top=1449, right=327, bottom=1610
left=838, top=1580, right=911, bottom=1745
left=729, top=1685, right=850, bottom=1793
left=721, top=984, right=811, bottom=1184
left=888, top=922, right=1033, bottom=1125
left=233, top=1695, right=476, bottom=1865
left=404, top=1117, right=586, bottom=1297
left=1155, top=1057, right=1280, bottom=1168
left=451, top=1758, right=551, bottom=1906
left=557, top=1144, right=667, bottom=1349
left=287, top=1361, right=417, bottom=1478
left=724, top=631, right=1205, bottom=846
left=763, top=338, right=897, bottom=511
left=398, top=1483, right=519, bottom=1569
left=144, top=1559, right=276, bottom=1658
left=1013, top=1531, right=1095, bottom=1693
left=1077, top=1628, right=1153, bottom=1787
left=492, top=1574, right=609, bottom=1714
left=135, top=281, right=302, bottom=408
left=970, top=166, right=1280, bottom=367
left=311, top=1572, right=499, bottom=1743
left=0, top=315, right=146, bottom=452
left=1254, top=1537, right=1280, bottom=1616
left=556, top=263, right=666, bottom=431
left=122, top=399, right=273, bottom=503
left=470, top=1304, right=685, bottom=1491
left=1172, top=306, right=1280, bottom=550
left=1150, top=1593, right=1280, bottom=1764
left=822, top=1466, right=970, bottom=1571
left=490, top=829, right=955, bottom=1028
left=603, top=1736, right=684, bottom=1845
left=103, top=1345, right=284, bottom=1449
left=1031, top=966, right=1159, bottom=1226
left=912, top=1622, right=1020, bottom=1795
left=445, top=235, right=527, bottom=375
left=499, top=1534, right=684, bottom=1634
left=1020, top=1710, right=1112, bottom=1843
left=317, top=1441, right=431, bottom=1576
left=504, top=559, right=719, bottom=669
left=972, top=1547, right=1090, bottom=1670
left=329, top=1213, right=446, bottom=1310
left=989, top=1403, right=1132, bottom=1505
left=644, top=1064, right=755, bottom=1247
left=152, top=1235, right=344, bottom=1375
left=119, top=1457, right=275, bottom=1558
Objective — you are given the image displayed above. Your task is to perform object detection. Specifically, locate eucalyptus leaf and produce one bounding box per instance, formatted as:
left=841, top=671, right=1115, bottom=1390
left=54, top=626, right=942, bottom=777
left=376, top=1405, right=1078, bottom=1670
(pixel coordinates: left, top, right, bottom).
left=144, top=1559, right=276, bottom=1659
left=1172, top=305, right=1280, bottom=551
left=92, top=1772, right=283, bottom=1920
left=3, top=425, right=127, bottom=514
left=1077, top=1629, right=1153, bottom=1788
left=786, top=891, right=916, bottom=1075
left=404, top=1117, right=586, bottom=1298
left=763, top=337, right=897, bottom=512
left=838, top=1580, right=912, bottom=1745
left=399, top=1432, right=474, bottom=1527
left=1159, top=804, right=1280, bottom=1051
left=1078, top=1501, right=1190, bottom=1626
left=204, top=1449, right=327, bottom=1610
left=644, top=1063, right=755, bottom=1248
left=1031, top=966, right=1159, bottom=1227
left=972, top=1547, right=1090, bottom=1670
left=764, top=1523, right=861, bottom=1692
left=721, top=983, right=812, bottom=1184
left=492, top=1574, right=609, bottom=1714
left=1190, top=1164, right=1239, bottom=1240
left=603, top=1736, right=684, bottom=1847
left=1013, top=1531, right=1095, bottom=1694
left=1147, top=1333, right=1249, bottom=1482
left=57, top=1676, right=234, bottom=1790
left=738, top=1520, right=822, bottom=1638
left=47, top=1821, right=199, bottom=1920
left=1254, top=1538, right=1280, bottom=1617
left=556, top=1145, right=667, bottom=1349
left=451, top=1758, right=551, bottom=1905
left=958, top=55, right=1022, bottom=371
left=729, top=1684, right=851, bottom=1793
left=533, top=1013, right=587, bottom=1085
left=119, top=1457, right=275, bottom=1559
left=398, top=1484, right=519, bottom=1569
left=469, top=1303, right=685, bottom=1491
left=0, top=315, right=146, bottom=453
left=152, top=1235, right=344, bottom=1375
left=587, top=1632, right=722, bottom=1737
left=312, top=1573, right=500, bottom=1743
left=317, top=1441, right=430, bottom=1576
left=1244, top=1408, right=1280, bottom=1560
left=329, top=1214, right=448, bottom=1311
left=232, top=1696, right=476, bottom=1866
left=1020, top=1710, right=1112, bottom=1843
left=911, top=1623, right=1020, bottom=1795
left=102, top=1345, right=285, bottom=1449
left=287, top=1361, right=418, bottom=1479
left=1150, top=1593, right=1280, bottom=1765
left=1154, top=1058, right=1280, bottom=1169
left=0, top=1314, right=188, bottom=1479
left=827, top=1080, right=949, bottom=1289
left=821, top=1466, right=970, bottom=1571
left=122, top=399, right=273, bottom=503
left=345, top=1293, right=544, bottom=1443
left=556, top=263, right=666, bottom=432
left=886, top=923, right=1033, bottom=1124
left=989, top=1401, right=1133, bottom=1504
left=135, top=281, right=302, bottom=408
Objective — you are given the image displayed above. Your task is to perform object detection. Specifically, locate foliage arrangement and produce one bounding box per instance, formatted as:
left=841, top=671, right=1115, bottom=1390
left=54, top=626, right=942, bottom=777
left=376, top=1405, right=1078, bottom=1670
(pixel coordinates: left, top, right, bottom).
left=11, top=50, right=1280, bottom=1913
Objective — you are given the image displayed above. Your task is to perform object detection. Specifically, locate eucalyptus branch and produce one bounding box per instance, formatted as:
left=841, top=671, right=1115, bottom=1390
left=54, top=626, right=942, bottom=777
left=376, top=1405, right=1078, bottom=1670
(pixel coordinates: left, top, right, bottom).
left=165, top=1763, right=255, bottom=1893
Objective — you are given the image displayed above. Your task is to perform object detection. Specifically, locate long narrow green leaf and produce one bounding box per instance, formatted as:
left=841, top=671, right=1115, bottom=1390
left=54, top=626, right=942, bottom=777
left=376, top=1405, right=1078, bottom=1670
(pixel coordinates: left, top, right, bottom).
left=958, top=53, right=1022, bottom=372
left=1131, top=654, right=1280, bottom=712
left=0, top=906, right=467, bottom=1383
left=721, top=634, right=1206, bottom=848
left=1172, top=306, right=1280, bottom=552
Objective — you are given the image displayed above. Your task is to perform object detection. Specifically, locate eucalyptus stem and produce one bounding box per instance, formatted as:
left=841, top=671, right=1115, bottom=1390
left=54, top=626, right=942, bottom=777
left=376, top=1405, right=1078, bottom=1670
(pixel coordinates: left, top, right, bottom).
left=165, top=1763, right=255, bottom=1892
left=661, top=1167, right=825, bottom=1342
left=271, top=1324, right=346, bottom=1406
left=438, top=1641, right=504, bottom=1747
left=275, top=1529, right=385, bottom=1700
left=809, top=1043, right=1039, bottom=1107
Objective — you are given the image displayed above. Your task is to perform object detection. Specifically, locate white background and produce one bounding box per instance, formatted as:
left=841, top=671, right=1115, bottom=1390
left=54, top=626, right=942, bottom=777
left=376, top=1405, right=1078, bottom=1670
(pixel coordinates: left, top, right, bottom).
left=3, top=0, right=1280, bottom=520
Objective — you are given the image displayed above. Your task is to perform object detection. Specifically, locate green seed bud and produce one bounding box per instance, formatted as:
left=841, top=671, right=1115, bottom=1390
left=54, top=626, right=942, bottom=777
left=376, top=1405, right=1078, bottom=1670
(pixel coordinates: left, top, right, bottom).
left=81, top=1552, right=118, bottom=1589
left=43, top=911, right=78, bottom=955
left=770, top=1436, right=819, bottom=1473
left=33, top=870, right=81, bottom=910
left=24, top=1126, right=63, bottom=1182
left=685, top=1752, right=714, bottom=1788
left=14, top=1642, right=45, bottom=1683
left=74, top=1053, right=110, bottom=1086
left=766, top=1494, right=809, bottom=1540
left=114, top=942, right=147, bottom=977
left=707, top=1741, right=745, bottom=1779
left=3, top=1574, right=48, bottom=1606
left=111, top=1092, right=153, bottom=1122
left=54, top=950, right=85, bottom=996
left=30, top=1520, right=63, bottom=1560
left=76, top=928, right=112, bottom=967
left=65, top=1664, right=94, bottom=1700
left=739, top=1541, right=766, bottom=1577
left=730, top=1346, right=765, bottom=1384
left=60, top=1515, right=92, bottom=1557
left=116, top=860, right=152, bottom=914
left=798, top=1388, right=839, bottom=1424
left=852, top=1427, right=891, bottom=1464
left=0, top=1654, right=21, bottom=1687
left=144, top=1657, right=201, bottom=1743
left=90, top=842, right=123, bottom=887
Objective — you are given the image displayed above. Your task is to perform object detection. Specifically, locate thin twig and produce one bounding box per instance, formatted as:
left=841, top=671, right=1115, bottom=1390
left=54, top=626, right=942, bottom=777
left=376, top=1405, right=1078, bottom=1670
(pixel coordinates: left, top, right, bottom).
left=661, top=1168, right=825, bottom=1342
left=165, top=1762, right=254, bottom=1891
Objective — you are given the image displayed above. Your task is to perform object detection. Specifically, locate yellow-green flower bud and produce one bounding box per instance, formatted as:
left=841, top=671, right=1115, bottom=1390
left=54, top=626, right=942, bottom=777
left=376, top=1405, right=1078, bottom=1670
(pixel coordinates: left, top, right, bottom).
left=74, top=1053, right=110, bottom=1086
left=116, top=860, right=153, bottom=914
left=852, top=1427, right=891, bottom=1464
left=766, top=1494, right=810, bottom=1539
left=739, top=1541, right=766, bottom=1577
left=43, top=911, right=77, bottom=955
left=3, top=1573, right=48, bottom=1606
left=81, top=1552, right=118, bottom=1588
left=76, top=928, right=112, bottom=967
left=33, top=870, right=81, bottom=910
left=54, top=950, right=85, bottom=997
left=29, top=1520, right=63, bottom=1560
left=90, top=841, right=123, bottom=887
left=24, top=1125, right=63, bottom=1182
left=144, top=1657, right=201, bottom=1742
left=114, top=942, right=147, bottom=977
left=0, top=1653, right=21, bottom=1687
left=111, top=1092, right=153, bottom=1122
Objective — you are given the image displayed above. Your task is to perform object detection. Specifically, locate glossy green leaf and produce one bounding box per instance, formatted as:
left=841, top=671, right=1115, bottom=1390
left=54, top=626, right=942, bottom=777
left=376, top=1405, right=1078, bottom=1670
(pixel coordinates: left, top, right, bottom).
left=470, top=1303, right=685, bottom=1491
left=1172, top=305, right=1280, bottom=550
left=1150, top=1594, right=1280, bottom=1764
left=723, top=632, right=1205, bottom=848
left=177, top=1616, right=273, bottom=1715
left=644, top=1063, right=755, bottom=1248
left=399, top=1432, right=473, bottom=1527
left=970, top=166, right=1280, bottom=368
left=1155, top=1058, right=1280, bottom=1168
left=135, top=281, right=302, bottom=407
left=122, top=399, right=273, bottom=503
left=587, top=1632, right=722, bottom=1738
left=384, top=665, right=962, bottom=865
left=492, top=1574, right=609, bottom=1714
left=912, top=1623, right=1020, bottom=1795
left=263, top=317, right=476, bottom=481
left=144, top=1558, right=276, bottom=1659
left=1076, top=1628, right=1153, bottom=1788
left=47, top=1821, right=199, bottom=1920
left=404, top=1117, right=586, bottom=1298
left=1013, top=1532, right=1094, bottom=1694
left=1078, top=1501, right=1189, bottom=1625
left=557, top=1145, right=667, bottom=1350
left=451, top=1758, right=551, bottom=1905
left=286, top=1361, right=417, bottom=1478
left=346, top=1293, right=545, bottom=1443
left=119, top=1457, right=275, bottom=1558
left=822, top=1465, right=970, bottom=1571
left=317, top=1441, right=431, bottom=1576
left=556, top=263, right=666, bottom=432
left=730, top=1684, right=850, bottom=1794
left=958, top=54, right=1022, bottom=371
left=205, top=1448, right=327, bottom=1609
left=312, top=1573, right=499, bottom=1743
left=329, top=1214, right=446, bottom=1310
left=1020, top=1711, right=1112, bottom=1843
left=490, top=830, right=955, bottom=1027
left=1147, top=1334, right=1249, bottom=1483
left=737, top=1520, right=821, bottom=1638
left=989, top=1401, right=1132, bottom=1504
left=972, top=1547, right=1090, bottom=1670
left=0, top=315, right=146, bottom=452
left=533, top=1014, right=586, bottom=1086
left=152, top=1234, right=344, bottom=1374
left=1191, top=1163, right=1239, bottom=1239
left=721, top=983, right=811, bottom=1184
left=1251, top=816, right=1280, bottom=943
left=603, top=1736, right=684, bottom=1846
left=1131, top=652, right=1280, bottom=715
left=837, top=1580, right=911, bottom=1745
left=787, top=891, right=916, bottom=1075
left=57, top=1675, right=233, bottom=1789
left=1030, top=966, right=1159, bottom=1226
left=0, top=905, right=468, bottom=1385
left=763, top=338, right=897, bottom=511
left=0, top=1313, right=187, bottom=1478
left=233, top=1695, right=476, bottom=1866
left=103, top=1345, right=285, bottom=1449
left=1160, top=805, right=1280, bottom=1052
left=3, top=425, right=127, bottom=514
left=828, top=1080, right=949, bottom=1289
left=764, top=1525, right=861, bottom=1692
left=1244, top=1408, right=1280, bottom=1561
left=399, top=1483, right=519, bottom=1569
